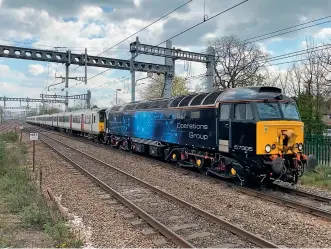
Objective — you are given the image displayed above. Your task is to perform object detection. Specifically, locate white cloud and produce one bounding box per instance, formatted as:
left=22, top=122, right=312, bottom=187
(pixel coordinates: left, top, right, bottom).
left=28, top=64, right=45, bottom=75
left=0, top=64, right=10, bottom=76
left=314, top=28, right=331, bottom=39
left=80, top=6, right=103, bottom=21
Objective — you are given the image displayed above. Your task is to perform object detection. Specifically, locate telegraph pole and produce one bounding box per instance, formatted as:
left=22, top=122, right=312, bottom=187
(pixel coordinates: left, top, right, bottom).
left=85, top=48, right=87, bottom=85
left=206, top=46, right=215, bottom=91
left=116, top=89, right=121, bottom=104
left=86, top=90, right=91, bottom=109
left=65, top=50, right=71, bottom=112
left=130, top=37, right=140, bottom=102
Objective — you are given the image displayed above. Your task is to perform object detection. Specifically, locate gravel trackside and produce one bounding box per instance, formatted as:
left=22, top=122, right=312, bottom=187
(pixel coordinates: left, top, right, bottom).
left=44, top=132, right=331, bottom=248
left=22, top=132, right=164, bottom=248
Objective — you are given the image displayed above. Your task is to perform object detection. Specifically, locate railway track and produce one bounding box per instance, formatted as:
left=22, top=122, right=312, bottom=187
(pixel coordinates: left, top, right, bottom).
left=27, top=127, right=279, bottom=248
left=25, top=126, right=331, bottom=221
left=0, top=123, right=15, bottom=132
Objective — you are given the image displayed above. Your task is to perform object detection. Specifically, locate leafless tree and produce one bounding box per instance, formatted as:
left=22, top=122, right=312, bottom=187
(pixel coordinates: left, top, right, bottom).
left=208, top=35, right=269, bottom=89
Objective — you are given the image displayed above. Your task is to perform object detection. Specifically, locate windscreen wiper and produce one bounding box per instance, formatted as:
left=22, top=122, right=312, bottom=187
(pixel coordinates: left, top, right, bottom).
left=263, top=99, right=276, bottom=109
left=283, top=101, right=290, bottom=109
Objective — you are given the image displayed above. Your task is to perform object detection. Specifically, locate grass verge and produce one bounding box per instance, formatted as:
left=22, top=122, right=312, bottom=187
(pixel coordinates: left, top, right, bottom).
left=0, top=131, right=83, bottom=248
left=300, top=165, right=331, bottom=190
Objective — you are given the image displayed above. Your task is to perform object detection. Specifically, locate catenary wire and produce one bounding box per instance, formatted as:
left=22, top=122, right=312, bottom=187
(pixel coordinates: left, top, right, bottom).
left=83, top=0, right=249, bottom=86
left=243, top=15, right=331, bottom=42
left=69, top=0, right=192, bottom=74
left=156, top=0, right=248, bottom=46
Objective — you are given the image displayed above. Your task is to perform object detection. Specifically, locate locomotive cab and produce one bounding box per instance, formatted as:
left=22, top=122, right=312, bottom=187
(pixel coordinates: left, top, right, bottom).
left=213, top=87, right=316, bottom=186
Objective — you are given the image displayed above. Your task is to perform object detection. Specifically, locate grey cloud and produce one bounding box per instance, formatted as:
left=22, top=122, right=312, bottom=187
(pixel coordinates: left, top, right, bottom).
left=2, top=0, right=135, bottom=18
left=2, top=0, right=331, bottom=55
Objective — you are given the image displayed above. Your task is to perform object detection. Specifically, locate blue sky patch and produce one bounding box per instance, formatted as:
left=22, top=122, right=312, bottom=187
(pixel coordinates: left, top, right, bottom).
left=101, top=6, right=114, bottom=13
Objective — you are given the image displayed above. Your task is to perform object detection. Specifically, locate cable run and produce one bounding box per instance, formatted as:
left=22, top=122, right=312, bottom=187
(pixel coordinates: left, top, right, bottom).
left=247, top=20, right=331, bottom=43
left=243, top=15, right=331, bottom=42
left=97, top=0, right=192, bottom=57
left=156, top=0, right=249, bottom=46
left=260, top=42, right=331, bottom=63
left=70, top=0, right=192, bottom=81
left=83, top=0, right=248, bottom=85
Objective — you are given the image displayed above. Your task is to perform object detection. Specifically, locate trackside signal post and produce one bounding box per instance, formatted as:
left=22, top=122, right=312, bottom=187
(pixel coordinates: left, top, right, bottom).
left=20, top=126, right=23, bottom=142
left=30, top=132, right=38, bottom=172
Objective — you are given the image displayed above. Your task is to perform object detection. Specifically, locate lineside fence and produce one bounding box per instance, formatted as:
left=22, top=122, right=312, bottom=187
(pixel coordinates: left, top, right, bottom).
left=304, top=134, right=331, bottom=166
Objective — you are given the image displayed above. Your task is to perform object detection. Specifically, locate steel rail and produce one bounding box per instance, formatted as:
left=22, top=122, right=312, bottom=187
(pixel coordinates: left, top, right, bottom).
left=32, top=129, right=279, bottom=248
left=26, top=125, right=331, bottom=221
left=227, top=184, right=331, bottom=220
left=40, top=135, right=194, bottom=248
left=272, top=184, right=331, bottom=203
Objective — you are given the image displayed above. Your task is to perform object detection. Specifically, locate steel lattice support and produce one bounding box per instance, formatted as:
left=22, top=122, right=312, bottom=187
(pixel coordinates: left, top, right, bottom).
left=0, top=45, right=173, bottom=74
left=0, top=97, right=65, bottom=104
left=130, top=42, right=210, bottom=63
left=40, top=93, right=88, bottom=100
left=130, top=39, right=215, bottom=95
left=40, top=90, right=91, bottom=109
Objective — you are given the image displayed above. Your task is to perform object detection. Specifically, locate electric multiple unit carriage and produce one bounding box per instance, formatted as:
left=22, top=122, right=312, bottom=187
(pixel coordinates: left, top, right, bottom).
left=26, top=86, right=317, bottom=187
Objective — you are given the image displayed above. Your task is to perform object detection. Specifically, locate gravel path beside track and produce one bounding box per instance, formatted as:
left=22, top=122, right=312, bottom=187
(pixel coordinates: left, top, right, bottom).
left=22, top=132, right=159, bottom=248
left=43, top=131, right=331, bottom=248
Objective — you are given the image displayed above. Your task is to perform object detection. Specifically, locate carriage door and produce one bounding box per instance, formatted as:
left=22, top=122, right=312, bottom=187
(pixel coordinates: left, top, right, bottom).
left=218, top=104, right=231, bottom=153
left=91, top=114, right=93, bottom=133
left=81, top=114, right=84, bottom=132
left=69, top=115, right=72, bottom=129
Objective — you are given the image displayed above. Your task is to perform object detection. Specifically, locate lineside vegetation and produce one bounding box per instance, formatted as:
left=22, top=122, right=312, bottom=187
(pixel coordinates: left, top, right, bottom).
left=0, top=131, right=83, bottom=248
left=299, top=165, right=331, bottom=190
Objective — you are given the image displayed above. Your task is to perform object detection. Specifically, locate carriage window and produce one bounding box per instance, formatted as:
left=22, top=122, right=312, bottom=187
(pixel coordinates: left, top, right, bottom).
left=93, top=116, right=96, bottom=123
left=220, top=104, right=230, bottom=120
left=280, top=102, right=300, bottom=120
left=99, top=113, right=104, bottom=122
left=234, top=103, right=253, bottom=120
left=257, top=102, right=281, bottom=120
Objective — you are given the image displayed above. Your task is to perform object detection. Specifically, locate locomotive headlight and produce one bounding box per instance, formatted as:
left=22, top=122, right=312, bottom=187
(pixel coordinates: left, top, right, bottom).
left=265, top=144, right=272, bottom=153
left=298, top=143, right=303, bottom=151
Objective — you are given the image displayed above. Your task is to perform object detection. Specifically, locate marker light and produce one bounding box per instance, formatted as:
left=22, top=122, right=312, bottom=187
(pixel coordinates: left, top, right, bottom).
left=265, top=144, right=272, bottom=153
left=298, top=143, right=303, bottom=151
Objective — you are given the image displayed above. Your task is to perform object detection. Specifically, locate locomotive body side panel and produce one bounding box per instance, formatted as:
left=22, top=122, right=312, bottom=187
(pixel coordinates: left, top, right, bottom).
left=108, top=107, right=218, bottom=150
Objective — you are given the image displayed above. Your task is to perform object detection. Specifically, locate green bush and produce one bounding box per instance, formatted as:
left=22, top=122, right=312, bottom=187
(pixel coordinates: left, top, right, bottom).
left=44, top=221, right=83, bottom=248
left=21, top=202, right=52, bottom=229
left=300, top=165, right=331, bottom=190
left=0, top=131, right=19, bottom=143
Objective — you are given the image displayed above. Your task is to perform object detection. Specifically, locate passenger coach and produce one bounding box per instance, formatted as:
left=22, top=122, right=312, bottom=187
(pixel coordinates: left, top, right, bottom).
left=26, top=108, right=107, bottom=142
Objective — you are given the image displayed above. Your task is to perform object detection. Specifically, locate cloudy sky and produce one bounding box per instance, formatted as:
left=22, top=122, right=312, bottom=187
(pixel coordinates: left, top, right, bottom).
left=1, top=0, right=331, bottom=110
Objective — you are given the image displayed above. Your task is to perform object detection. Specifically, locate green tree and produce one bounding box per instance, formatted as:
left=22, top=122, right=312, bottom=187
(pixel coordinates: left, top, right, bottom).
left=138, top=75, right=189, bottom=100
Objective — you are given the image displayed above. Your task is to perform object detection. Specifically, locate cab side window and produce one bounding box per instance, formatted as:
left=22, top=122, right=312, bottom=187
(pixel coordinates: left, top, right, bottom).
left=234, top=103, right=253, bottom=120
left=220, top=104, right=230, bottom=120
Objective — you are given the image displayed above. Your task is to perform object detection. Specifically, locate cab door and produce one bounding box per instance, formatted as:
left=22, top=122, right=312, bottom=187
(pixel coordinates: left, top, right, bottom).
left=218, top=103, right=231, bottom=153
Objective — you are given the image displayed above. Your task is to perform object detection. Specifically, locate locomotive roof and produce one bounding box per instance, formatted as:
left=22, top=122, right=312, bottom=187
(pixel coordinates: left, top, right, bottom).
left=109, top=86, right=291, bottom=112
